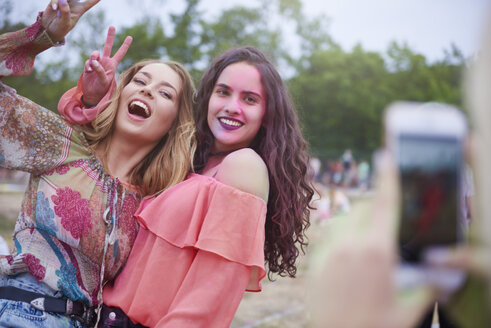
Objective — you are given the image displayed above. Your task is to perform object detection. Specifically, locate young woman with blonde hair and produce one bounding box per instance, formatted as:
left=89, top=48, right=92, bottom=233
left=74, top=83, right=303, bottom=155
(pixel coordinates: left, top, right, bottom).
left=0, top=2, right=195, bottom=326
left=60, top=57, right=196, bottom=195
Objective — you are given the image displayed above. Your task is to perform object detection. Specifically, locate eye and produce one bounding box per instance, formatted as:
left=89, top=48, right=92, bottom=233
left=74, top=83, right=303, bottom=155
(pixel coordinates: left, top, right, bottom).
left=133, top=77, right=145, bottom=85
left=159, top=90, right=173, bottom=100
left=215, top=88, right=229, bottom=96
left=245, top=95, right=259, bottom=105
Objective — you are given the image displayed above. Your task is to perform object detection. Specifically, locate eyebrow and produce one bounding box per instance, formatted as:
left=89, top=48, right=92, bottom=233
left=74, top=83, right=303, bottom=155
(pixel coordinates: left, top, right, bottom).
left=216, top=83, right=262, bottom=99
left=139, top=71, right=178, bottom=93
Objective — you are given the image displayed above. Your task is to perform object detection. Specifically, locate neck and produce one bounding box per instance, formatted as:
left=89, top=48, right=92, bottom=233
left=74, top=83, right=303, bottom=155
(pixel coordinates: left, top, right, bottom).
left=96, top=134, right=158, bottom=183
left=201, top=153, right=227, bottom=176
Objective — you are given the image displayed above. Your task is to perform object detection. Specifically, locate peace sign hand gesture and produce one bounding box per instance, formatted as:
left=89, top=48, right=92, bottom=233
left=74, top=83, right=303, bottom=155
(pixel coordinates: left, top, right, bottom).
left=81, top=26, right=133, bottom=105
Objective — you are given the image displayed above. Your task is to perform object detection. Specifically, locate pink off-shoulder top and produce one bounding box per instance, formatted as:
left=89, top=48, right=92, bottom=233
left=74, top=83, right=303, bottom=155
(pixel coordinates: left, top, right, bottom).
left=103, top=173, right=267, bottom=327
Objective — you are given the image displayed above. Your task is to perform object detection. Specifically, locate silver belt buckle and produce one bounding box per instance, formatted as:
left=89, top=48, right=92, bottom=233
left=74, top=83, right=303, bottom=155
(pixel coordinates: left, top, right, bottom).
left=66, top=299, right=74, bottom=315
left=30, top=297, right=45, bottom=311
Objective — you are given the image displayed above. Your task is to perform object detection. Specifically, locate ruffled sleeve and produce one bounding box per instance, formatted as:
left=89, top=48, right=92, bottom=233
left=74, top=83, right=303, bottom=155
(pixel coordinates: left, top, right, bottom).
left=136, top=174, right=267, bottom=291
left=0, top=12, right=62, bottom=78
left=57, top=75, right=116, bottom=125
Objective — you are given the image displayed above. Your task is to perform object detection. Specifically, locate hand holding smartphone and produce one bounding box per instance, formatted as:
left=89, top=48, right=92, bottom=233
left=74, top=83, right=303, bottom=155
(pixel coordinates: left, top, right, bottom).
left=385, top=102, right=468, bottom=295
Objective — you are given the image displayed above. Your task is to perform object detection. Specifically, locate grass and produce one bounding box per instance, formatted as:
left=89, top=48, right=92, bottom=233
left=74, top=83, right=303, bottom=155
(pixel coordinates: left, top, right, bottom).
left=0, top=192, right=22, bottom=250
left=0, top=213, right=16, bottom=250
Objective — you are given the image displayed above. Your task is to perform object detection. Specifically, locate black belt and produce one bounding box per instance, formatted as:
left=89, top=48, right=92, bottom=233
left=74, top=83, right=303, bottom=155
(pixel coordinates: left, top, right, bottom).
left=0, top=286, right=96, bottom=326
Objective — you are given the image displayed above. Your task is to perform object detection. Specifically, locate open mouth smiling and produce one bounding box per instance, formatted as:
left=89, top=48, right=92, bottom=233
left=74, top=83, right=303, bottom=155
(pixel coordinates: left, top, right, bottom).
left=219, top=117, right=243, bottom=128
left=128, top=100, right=151, bottom=119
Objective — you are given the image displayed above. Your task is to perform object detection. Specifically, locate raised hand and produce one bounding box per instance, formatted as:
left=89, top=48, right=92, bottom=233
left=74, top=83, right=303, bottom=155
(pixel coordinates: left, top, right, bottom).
left=41, top=0, right=101, bottom=43
left=310, top=152, right=436, bottom=328
left=81, top=26, right=133, bottom=105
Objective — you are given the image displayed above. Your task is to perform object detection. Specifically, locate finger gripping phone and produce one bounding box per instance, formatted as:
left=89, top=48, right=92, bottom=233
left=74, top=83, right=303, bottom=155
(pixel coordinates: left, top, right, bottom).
left=385, top=102, right=468, bottom=263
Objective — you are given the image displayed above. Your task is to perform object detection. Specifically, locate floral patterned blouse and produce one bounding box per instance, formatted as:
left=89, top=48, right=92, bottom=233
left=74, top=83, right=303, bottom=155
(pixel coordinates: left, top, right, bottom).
left=0, top=15, right=141, bottom=307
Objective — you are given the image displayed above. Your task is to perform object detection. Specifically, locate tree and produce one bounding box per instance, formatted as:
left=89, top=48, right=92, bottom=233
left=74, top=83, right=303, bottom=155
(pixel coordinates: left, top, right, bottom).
left=199, top=6, right=284, bottom=66
left=290, top=45, right=390, bottom=159
left=0, top=1, right=13, bottom=29
left=113, top=18, right=168, bottom=71
left=290, top=40, right=466, bottom=160
left=166, top=0, right=203, bottom=69
left=386, top=41, right=465, bottom=106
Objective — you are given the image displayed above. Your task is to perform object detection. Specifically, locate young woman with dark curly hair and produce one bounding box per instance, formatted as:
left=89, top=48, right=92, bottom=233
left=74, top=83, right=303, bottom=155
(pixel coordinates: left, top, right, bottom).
left=191, top=46, right=314, bottom=279
left=67, top=45, right=314, bottom=328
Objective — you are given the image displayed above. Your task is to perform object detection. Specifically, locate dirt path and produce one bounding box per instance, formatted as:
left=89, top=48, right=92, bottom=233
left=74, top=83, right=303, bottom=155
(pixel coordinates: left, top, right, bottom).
left=231, top=252, right=311, bottom=327
left=230, top=224, right=331, bottom=328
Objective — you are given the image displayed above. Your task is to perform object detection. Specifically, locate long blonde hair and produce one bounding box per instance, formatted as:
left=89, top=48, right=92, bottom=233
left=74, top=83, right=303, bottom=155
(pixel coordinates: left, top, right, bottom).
left=83, top=59, right=196, bottom=195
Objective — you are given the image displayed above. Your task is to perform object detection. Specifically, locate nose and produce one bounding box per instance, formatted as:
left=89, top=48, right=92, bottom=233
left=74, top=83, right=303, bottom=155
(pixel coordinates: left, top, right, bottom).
left=139, top=85, right=153, bottom=98
left=224, top=97, right=242, bottom=115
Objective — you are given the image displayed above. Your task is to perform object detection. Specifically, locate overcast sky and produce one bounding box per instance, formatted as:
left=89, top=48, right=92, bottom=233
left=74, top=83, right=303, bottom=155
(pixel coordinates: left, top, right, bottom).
left=16, top=0, right=491, bottom=62
left=301, top=0, right=491, bottom=61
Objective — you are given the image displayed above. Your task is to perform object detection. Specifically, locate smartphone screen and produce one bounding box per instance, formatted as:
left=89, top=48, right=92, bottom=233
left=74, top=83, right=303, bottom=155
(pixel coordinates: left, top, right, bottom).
left=398, top=134, right=463, bottom=263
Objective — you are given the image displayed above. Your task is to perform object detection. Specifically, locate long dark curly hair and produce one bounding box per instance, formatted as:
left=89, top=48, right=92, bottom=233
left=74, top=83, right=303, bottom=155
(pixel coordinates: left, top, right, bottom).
left=194, top=46, right=315, bottom=278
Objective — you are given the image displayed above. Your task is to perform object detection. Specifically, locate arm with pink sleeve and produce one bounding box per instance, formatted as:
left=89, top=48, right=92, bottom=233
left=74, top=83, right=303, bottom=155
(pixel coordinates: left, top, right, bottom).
left=58, top=27, right=131, bottom=125
left=0, top=12, right=57, bottom=78
left=57, top=74, right=116, bottom=125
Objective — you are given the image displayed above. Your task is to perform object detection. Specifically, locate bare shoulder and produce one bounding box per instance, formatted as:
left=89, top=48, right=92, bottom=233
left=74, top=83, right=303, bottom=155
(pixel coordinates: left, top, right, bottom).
left=215, top=148, right=269, bottom=202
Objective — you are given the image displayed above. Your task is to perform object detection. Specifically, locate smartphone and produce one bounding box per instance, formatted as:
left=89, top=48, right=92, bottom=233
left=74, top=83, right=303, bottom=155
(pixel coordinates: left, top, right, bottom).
left=385, top=102, right=468, bottom=291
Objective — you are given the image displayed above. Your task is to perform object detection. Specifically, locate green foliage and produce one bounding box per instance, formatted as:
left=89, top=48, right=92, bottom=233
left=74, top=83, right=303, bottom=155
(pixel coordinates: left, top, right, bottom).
left=113, top=18, right=168, bottom=71
left=167, top=0, right=203, bottom=65
left=291, top=41, right=466, bottom=159
left=199, top=6, right=284, bottom=65
left=71, top=11, right=109, bottom=61
left=3, top=61, right=77, bottom=111
left=386, top=42, right=464, bottom=106
left=290, top=45, right=391, bottom=159
left=278, top=0, right=302, bottom=17
left=0, top=1, right=13, bottom=29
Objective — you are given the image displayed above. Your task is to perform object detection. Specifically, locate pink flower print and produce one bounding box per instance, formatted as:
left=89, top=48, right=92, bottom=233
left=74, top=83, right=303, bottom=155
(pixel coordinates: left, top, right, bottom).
left=120, top=195, right=139, bottom=242
left=44, top=163, right=69, bottom=176
left=52, top=187, right=92, bottom=239
left=6, top=255, right=13, bottom=265
left=24, top=18, right=43, bottom=41
left=55, top=164, right=70, bottom=175
left=21, top=198, right=33, bottom=218
left=23, top=254, right=46, bottom=281
left=5, top=46, right=33, bottom=75
left=4, top=18, right=42, bottom=75
left=70, top=159, right=85, bottom=168
left=44, top=169, right=55, bottom=176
